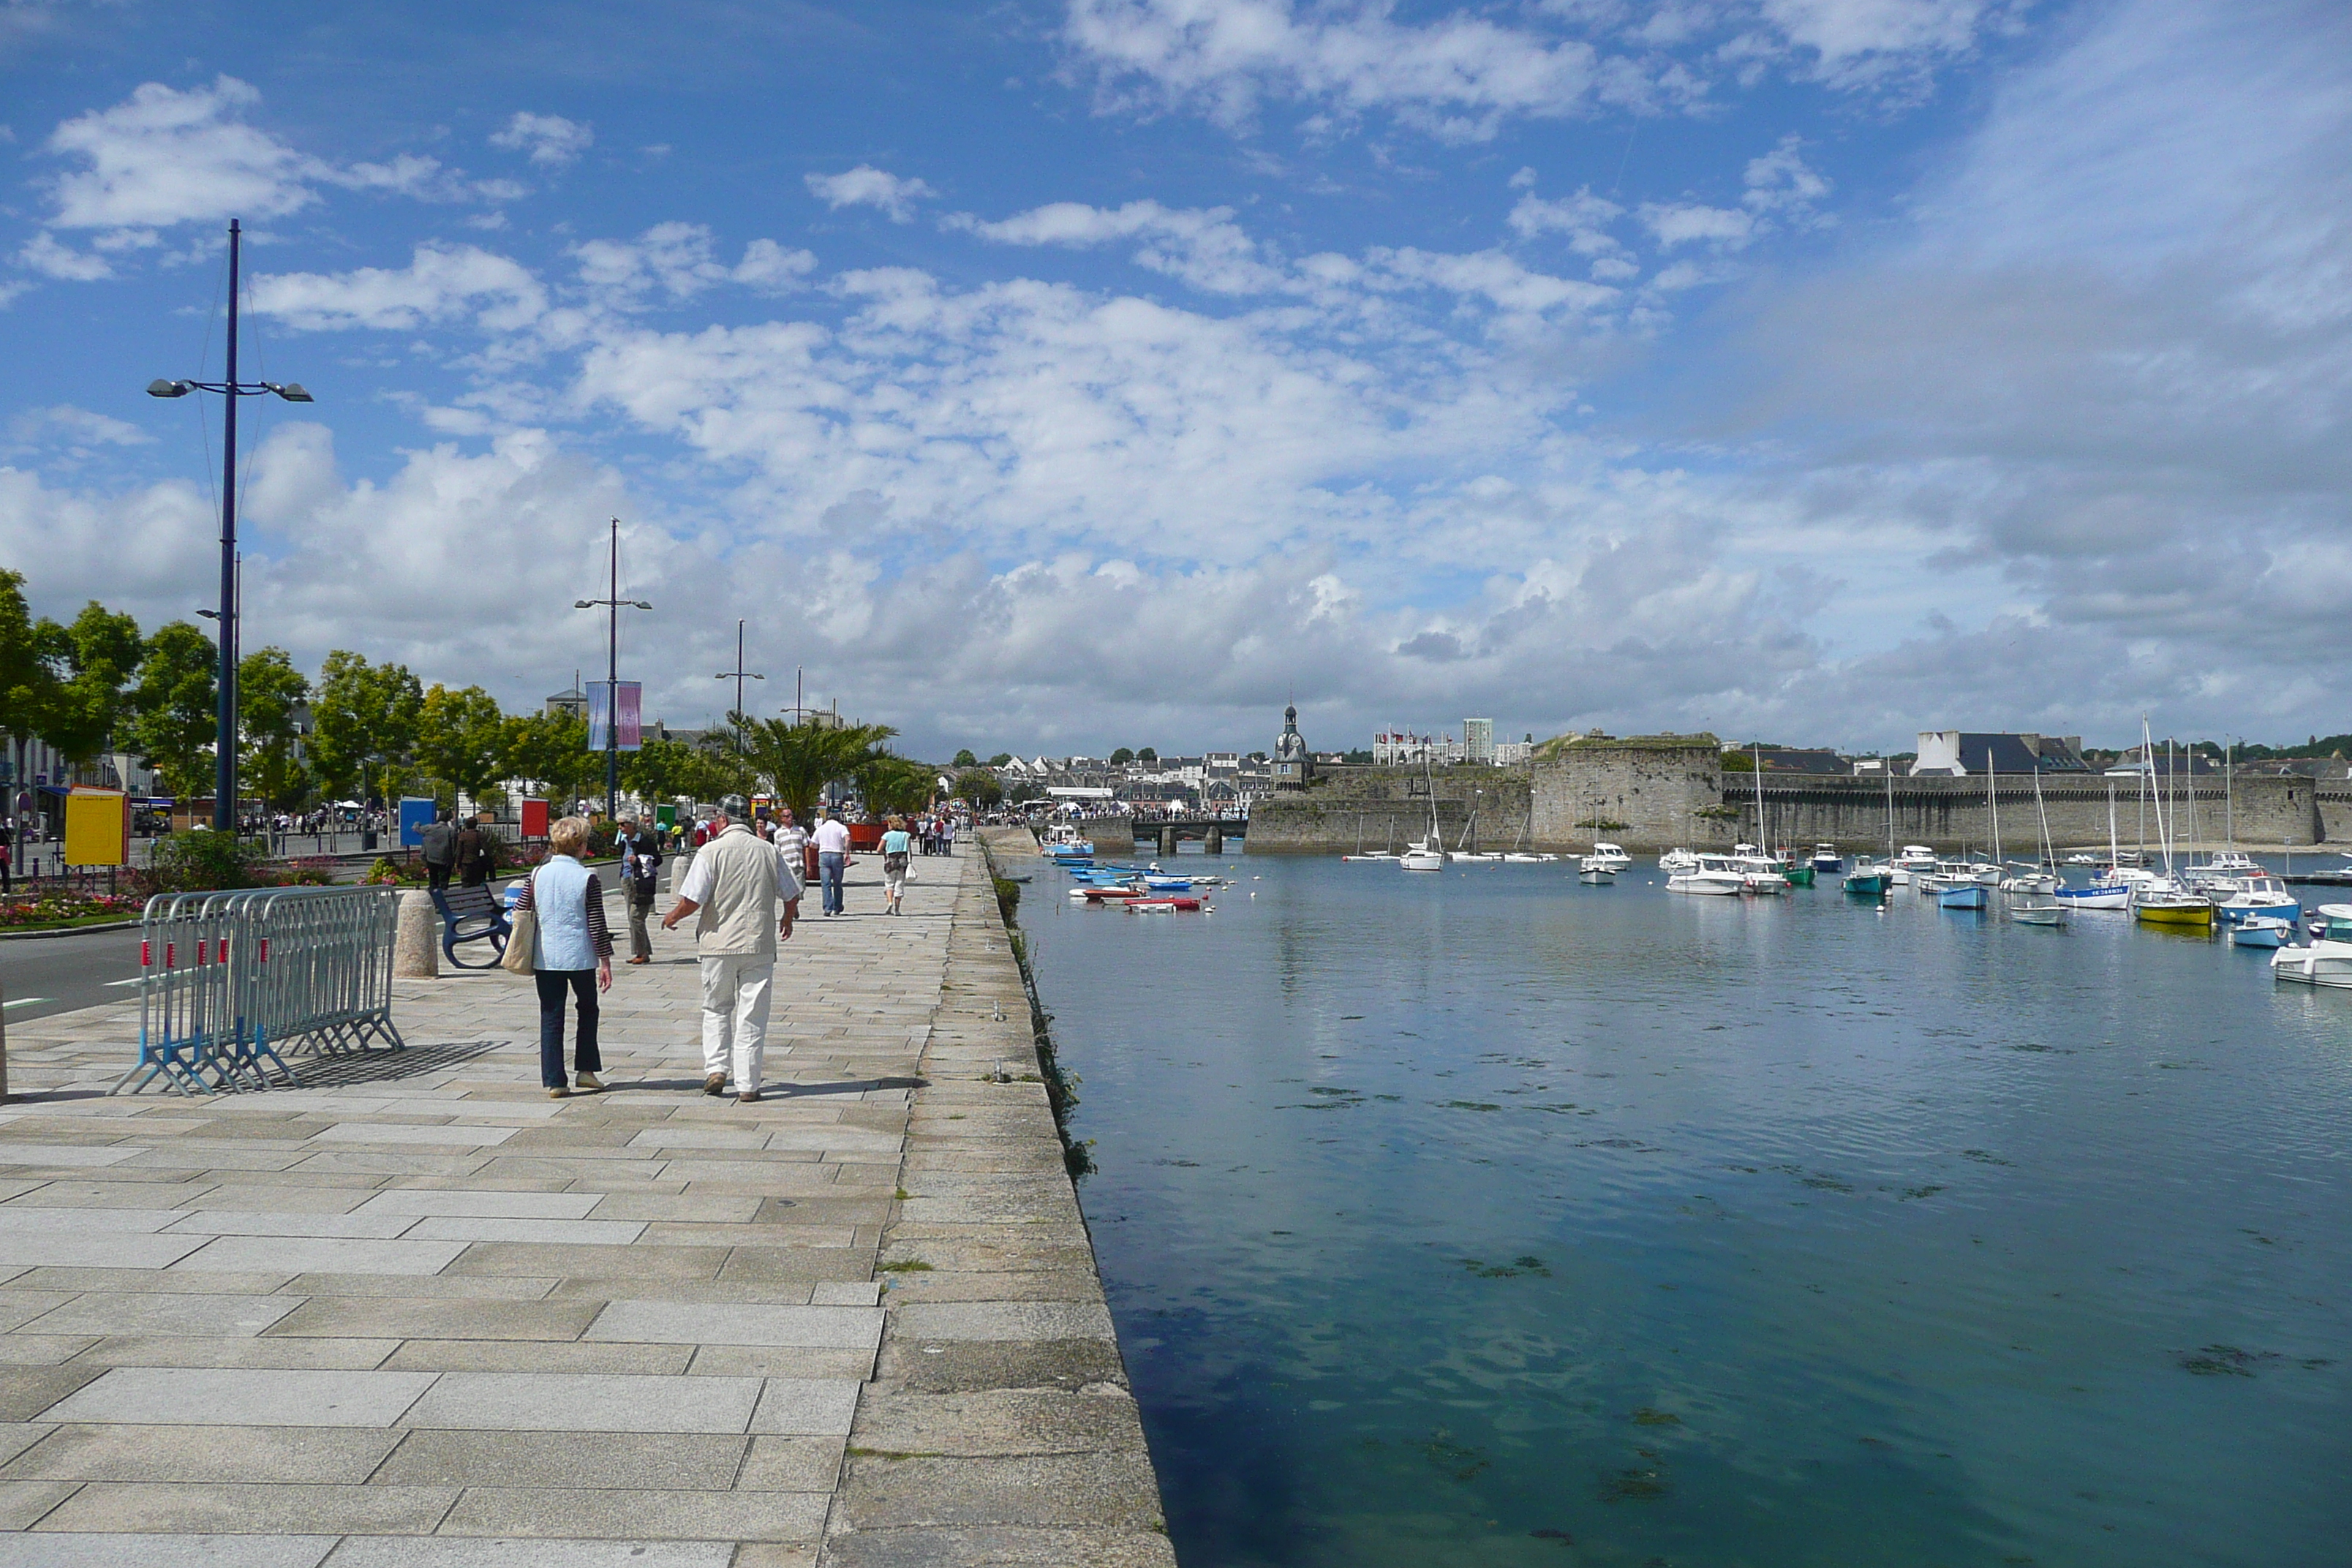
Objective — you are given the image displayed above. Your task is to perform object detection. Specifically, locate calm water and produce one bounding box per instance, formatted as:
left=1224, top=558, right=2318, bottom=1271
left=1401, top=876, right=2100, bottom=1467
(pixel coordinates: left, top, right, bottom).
left=1019, top=855, right=2352, bottom=1568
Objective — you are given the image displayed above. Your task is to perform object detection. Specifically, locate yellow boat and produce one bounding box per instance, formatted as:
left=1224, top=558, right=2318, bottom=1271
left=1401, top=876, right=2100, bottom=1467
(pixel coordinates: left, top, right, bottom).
left=2134, top=896, right=2215, bottom=928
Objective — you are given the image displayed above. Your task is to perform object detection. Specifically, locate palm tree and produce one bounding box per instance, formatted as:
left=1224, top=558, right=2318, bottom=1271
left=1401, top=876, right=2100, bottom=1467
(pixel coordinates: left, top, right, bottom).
left=734, top=714, right=898, bottom=820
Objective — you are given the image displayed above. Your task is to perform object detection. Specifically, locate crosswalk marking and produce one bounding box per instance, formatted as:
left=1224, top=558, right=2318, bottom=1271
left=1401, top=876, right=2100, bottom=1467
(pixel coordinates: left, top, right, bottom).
left=0, top=998, right=51, bottom=1011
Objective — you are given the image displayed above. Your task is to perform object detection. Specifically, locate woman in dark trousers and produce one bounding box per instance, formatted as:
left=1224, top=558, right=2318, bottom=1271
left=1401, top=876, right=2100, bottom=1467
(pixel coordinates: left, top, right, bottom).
left=510, top=815, right=612, bottom=1098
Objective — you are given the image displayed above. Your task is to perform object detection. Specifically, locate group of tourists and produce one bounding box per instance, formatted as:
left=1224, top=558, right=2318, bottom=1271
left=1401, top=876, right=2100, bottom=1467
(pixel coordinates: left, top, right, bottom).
left=519, top=795, right=966, bottom=1106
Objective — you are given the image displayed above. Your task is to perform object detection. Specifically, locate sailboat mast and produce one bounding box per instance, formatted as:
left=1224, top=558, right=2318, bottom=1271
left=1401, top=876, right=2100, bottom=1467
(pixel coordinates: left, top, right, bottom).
left=2225, top=739, right=2234, bottom=851
left=1752, top=742, right=1765, bottom=853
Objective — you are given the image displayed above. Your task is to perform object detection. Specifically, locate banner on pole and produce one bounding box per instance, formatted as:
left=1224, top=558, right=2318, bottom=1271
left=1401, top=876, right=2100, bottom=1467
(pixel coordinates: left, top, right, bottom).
left=587, top=682, right=644, bottom=753
left=63, top=788, right=129, bottom=867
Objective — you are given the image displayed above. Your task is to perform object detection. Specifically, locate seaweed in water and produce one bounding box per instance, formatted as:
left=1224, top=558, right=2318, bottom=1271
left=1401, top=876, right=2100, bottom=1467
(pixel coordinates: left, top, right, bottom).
left=1442, top=1100, right=1503, bottom=1112
left=1961, top=1149, right=2013, bottom=1165
left=1419, top=1428, right=1491, bottom=1483
left=1629, top=1408, right=1681, bottom=1426
left=1530, top=1527, right=1575, bottom=1545
left=1460, top=1255, right=1552, bottom=1278
left=2180, top=1344, right=2280, bottom=1376
left=1601, top=1465, right=1669, bottom=1501
left=1900, top=1184, right=1948, bottom=1200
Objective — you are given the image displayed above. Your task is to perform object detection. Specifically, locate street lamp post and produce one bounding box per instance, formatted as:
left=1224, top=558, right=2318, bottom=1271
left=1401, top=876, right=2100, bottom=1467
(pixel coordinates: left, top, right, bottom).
left=713, top=619, right=764, bottom=750
left=149, top=219, right=312, bottom=834
left=574, top=518, right=652, bottom=823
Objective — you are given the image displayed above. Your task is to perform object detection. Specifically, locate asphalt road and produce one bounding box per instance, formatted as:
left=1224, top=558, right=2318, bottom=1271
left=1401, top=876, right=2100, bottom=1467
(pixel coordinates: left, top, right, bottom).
left=0, top=925, right=147, bottom=1027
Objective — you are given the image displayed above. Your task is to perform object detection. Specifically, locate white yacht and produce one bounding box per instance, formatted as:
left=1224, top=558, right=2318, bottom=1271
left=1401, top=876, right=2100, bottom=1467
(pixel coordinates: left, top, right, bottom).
left=1892, top=845, right=1940, bottom=872
left=2273, top=906, right=2352, bottom=986
left=1667, top=853, right=1747, bottom=897
left=1657, top=848, right=1700, bottom=874
left=1578, top=857, right=1617, bottom=884
left=2212, top=874, right=2299, bottom=924
left=1729, top=852, right=1790, bottom=894
left=1586, top=843, right=1634, bottom=873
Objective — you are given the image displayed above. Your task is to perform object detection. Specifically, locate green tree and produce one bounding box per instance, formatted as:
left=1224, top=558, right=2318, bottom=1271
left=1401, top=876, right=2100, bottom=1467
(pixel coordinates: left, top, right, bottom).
left=736, top=715, right=898, bottom=821
left=39, top=601, right=145, bottom=766
left=124, top=621, right=220, bottom=800
left=417, top=684, right=509, bottom=806
left=500, top=709, right=597, bottom=804
left=624, top=733, right=749, bottom=806
left=1109, top=747, right=1134, bottom=766
left=0, top=570, right=62, bottom=753
left=859, top=755, right=936, bottom=817
left=988, top=753, right=1012, bottom=767
left=952, top=748, right=979, bottom=768
left=238, top=647, right=312, bottom=809
left=310, top=651, right=423, bottom=805
left=953, top=769, right=1004, bottom=807
left=1137, top=746, right=1158, bottom=763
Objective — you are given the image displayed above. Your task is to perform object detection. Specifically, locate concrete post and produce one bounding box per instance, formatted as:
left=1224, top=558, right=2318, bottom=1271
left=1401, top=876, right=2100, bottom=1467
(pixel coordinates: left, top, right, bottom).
left=393, top=890, right=440, bottom=979
left=1205, top=826, right=1224, bottom=855
left=1158, top=824, right=1177, bottom=857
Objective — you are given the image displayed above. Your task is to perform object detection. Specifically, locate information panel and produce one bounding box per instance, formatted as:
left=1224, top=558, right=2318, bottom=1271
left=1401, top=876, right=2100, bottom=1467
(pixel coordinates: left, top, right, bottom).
left=62, top=788, right=129, bottom=868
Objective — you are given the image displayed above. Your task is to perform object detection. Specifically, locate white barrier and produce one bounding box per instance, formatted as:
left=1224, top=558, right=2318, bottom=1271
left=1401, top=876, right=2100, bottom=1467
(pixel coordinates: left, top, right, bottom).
left=115, top=884, right=407, bottom=1096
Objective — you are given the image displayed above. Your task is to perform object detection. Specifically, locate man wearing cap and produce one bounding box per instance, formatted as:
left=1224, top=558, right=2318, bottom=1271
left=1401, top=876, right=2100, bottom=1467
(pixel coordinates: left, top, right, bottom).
left=660, top=794, right=802, bottom=1102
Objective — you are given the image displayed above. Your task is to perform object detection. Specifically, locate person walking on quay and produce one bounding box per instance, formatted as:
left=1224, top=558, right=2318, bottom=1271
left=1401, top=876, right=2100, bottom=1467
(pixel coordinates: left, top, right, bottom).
left=419, top=807, right=458, bottom=892
left=510, top=815, right=611, bottom=1099
left=455, top=815, right=495, bottom=888
left=813, top=807, right=851, bottom=916
left=661, top=794, right=802, bottom=1102
left=772, top=807, right=810, bottom=924
left=614, top=814, right=663, bottom=965
left=881, top=815, right=912, bottom=915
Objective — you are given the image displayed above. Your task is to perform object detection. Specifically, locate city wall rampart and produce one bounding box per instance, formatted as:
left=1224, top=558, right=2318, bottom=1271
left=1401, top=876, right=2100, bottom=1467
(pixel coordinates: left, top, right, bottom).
left=1244, top=766, right=1531, bottom=854
left=1724, top=773, right=2323, bottom=851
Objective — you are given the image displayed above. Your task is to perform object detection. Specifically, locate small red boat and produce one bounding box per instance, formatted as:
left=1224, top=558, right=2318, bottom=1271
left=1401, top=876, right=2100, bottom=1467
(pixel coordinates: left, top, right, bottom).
left=1125, top=897, right=1205, bottom=912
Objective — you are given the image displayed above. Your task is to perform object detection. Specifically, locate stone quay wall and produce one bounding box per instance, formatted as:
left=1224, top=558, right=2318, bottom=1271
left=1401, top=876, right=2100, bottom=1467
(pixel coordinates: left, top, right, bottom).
left=1245, top=766, right=1533, bottom=854
left=1722, top=772, right=2327, bottom=851
left=1529, top=739, right=1725, bottom=851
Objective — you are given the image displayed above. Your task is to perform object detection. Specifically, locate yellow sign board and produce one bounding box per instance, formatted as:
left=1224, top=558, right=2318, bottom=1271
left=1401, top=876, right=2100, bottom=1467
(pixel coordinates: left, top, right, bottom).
left=63, top=788, right=129, bottom=868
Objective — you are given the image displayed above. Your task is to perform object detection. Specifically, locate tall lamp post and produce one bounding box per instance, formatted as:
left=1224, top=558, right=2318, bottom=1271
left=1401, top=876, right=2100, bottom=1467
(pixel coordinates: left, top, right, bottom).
left=713, top=619, right=764, bottom=751
left=148, top=219, right=312, bottom=834
left=574, top=518, right=651, bottom=823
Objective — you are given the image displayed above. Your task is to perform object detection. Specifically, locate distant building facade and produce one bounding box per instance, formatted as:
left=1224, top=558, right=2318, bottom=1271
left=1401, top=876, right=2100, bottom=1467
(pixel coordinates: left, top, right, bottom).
left=1273, top=704, right=1314, bottom=791
left=1912, top=731, right=2088, bottom=776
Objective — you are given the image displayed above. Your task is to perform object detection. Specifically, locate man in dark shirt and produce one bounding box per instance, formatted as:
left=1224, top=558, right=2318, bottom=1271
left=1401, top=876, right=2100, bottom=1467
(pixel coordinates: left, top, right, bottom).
left=455, top=818, right=496, bottom=888
left=614, top=815, right=663, bottom=965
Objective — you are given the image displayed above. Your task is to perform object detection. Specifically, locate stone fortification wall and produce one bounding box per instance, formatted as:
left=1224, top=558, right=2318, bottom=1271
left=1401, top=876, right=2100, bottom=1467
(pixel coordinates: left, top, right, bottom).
left=1727, top=774, right=2326, bottom=851
left=1246, top=766, right=1532, bottom=854
left=1529, top=736, right=1725, bottom=851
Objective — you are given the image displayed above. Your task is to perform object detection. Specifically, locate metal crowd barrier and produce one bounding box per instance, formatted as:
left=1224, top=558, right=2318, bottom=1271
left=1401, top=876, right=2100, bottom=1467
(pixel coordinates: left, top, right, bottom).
left=114, top=884, right=407, bottom=1096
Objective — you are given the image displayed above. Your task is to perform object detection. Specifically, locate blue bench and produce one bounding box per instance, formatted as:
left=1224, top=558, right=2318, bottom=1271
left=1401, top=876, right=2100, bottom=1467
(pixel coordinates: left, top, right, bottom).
left=428, top=884, right=510, bottom=969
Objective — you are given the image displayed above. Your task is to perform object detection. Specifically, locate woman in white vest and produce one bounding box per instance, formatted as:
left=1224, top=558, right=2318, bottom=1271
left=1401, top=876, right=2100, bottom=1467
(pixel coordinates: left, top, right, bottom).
left=511, top=815, right=614, bottom=1098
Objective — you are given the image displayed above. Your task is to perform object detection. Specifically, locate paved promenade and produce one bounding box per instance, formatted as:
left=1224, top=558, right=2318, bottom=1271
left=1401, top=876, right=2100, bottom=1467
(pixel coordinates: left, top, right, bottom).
left=0, top=843, right=1170, bottom=1567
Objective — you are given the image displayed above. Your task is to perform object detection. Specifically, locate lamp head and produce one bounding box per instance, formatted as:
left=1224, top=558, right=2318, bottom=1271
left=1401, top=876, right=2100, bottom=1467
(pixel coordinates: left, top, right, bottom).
left=271, top=382, right=314, bottom=403
left=146, top=379, right=191, bottom=398
left=630, top=600, right=654, bottom=610
left=573, top=600, right=595, bottom=609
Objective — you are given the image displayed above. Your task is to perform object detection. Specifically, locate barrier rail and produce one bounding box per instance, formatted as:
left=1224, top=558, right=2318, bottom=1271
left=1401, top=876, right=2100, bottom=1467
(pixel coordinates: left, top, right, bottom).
left=114, top=885, right=406, bottom=1095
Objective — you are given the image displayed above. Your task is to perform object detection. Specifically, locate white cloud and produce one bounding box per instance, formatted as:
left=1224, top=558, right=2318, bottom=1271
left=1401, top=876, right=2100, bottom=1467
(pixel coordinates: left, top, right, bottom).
left=804, top=165, right=937, bottom=222
left=9, top=405, right=153, bottom=449
left=1641, top=201, right=1756, bottom=249
left=573, top=223, right=815, bottom=306
left=42, top=75, right=315, bottom=230
left=1760, top=0, right=2008, bottom=83
left=17, top=230, right=111, bottom=280
left=488, top=111, right=593, bottom=169
left=952, top=199, right=1284, bottom=293
left=1638, top=134, right=1828, bottom=250
left=252, top=244, right=548, bottom=332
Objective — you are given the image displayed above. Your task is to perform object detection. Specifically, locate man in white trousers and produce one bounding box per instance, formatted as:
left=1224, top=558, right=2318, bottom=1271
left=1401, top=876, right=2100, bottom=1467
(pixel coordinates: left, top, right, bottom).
left=660, top=795, right=801, bottom=1103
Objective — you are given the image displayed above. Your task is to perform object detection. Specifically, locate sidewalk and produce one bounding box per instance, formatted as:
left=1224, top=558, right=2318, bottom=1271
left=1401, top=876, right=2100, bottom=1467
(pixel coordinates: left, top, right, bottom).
left=0, top=845, right=1169, bottom=1567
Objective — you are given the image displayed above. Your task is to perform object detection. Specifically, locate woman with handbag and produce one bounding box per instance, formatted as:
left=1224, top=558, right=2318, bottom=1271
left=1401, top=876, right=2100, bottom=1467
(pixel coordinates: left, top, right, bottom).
left=880, top=815, right=912, bottom=915
left=505, top=815, right=613, bottom=1098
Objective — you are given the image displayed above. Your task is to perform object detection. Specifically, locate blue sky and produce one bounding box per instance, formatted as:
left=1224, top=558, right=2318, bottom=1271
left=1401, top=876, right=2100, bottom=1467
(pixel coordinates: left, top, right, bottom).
left=2, top=0, right=2346, bottom=761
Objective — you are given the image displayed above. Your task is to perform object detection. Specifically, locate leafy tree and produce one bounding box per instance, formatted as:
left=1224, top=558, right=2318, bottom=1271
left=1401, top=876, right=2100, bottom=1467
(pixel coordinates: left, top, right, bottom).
left=1137, top=746, right=1157, bottom=763
left=417, top=684, right=509, bottom=806
left=0, top=570, right=62, bottom=752
left=310, top=651, right=423, bottom=805
left=951, top=748, right=979, bottom=768
left=735, top=715, right=898, bottom=821
left=124, top=621, right=220, bottom=800
left=988, top=753, right=1012, bottom=767
left=39, top=601, right=145, bottom=765
left=859, top=755, right=936, bottom=817
left=500, top=709, right=598, bottom=804
left=238, top=647, right=312, bottom=809
left=953, top=769, right=1004, bottom=806
left=1109, top=747, right=1134, bottom=766
left=624, top=735, right=738, bottom=806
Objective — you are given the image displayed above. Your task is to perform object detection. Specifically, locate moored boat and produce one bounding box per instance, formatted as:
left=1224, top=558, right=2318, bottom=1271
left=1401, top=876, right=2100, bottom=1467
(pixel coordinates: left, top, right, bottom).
left=1578, top=858, right=1616, bottom=884
left=1810, top=843, right=1844, bottom=875
left=2231, top=916, right=2294, bottom=949
left=1667, top=854, right=1747, bottom=896
left=1937, top=883, right=1988, bottom=911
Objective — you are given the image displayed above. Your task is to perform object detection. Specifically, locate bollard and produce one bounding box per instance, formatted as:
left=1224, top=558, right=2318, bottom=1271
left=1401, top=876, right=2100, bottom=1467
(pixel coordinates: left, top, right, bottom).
left=0, top=973, right=10, bottom=1103
left=393, top=891, right=441, bottom=979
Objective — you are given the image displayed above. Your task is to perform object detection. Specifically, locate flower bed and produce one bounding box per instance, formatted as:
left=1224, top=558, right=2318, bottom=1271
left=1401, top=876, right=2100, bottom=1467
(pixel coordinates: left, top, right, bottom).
left=0, top=892, right=147, bottom=930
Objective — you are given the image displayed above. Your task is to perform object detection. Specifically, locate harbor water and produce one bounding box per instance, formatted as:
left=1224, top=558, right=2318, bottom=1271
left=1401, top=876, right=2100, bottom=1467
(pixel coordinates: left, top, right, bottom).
left=1019, top=856, right=2351, bottom=1567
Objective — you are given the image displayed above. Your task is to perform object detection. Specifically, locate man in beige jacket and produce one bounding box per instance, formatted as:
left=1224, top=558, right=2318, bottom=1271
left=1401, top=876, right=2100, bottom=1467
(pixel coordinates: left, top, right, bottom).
left=661, top=795, right=803, bottom=1102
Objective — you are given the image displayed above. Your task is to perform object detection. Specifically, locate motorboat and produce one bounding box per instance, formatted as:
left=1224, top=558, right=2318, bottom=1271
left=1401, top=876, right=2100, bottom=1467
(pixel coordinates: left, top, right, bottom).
left=2272, top=908, right=2352, bottom=984
left=2133, top=886, right=2217, bottom=929
left=1586, top=843, right=1634, bottom=873
left=1658, top=848, right=1700, bottom=874
left=2212, top=875, right=2299, bottom=925
left=2231, top=916, right=2295, bottom=949
left=2185, top=851, right=2264, bottom=885
left=1844, top=856, right=1891, bottom=897
left=1502, top=852, right=1556, bottom=863
left=1730, top=853, right=1791, bottom=894
left=1449, top=851, right=1502, bottom=863
left=1810, top=843, right=1844, bottom=875
left=1937, top=883, right=1989, bottom=911
left=1141, top=875, right=1194, bottom=891
left=1667, top=854, right=1747, bottom=897
left=1999, top=864, right=2061, bottom=895
left=1892, top=845, right=1940, bottom=872
left=1578, top=857, right=1616, bottom=884
left=2054, top=883, right=2133, bottom=911
left=2009, top=892, right=2067, bottom=925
